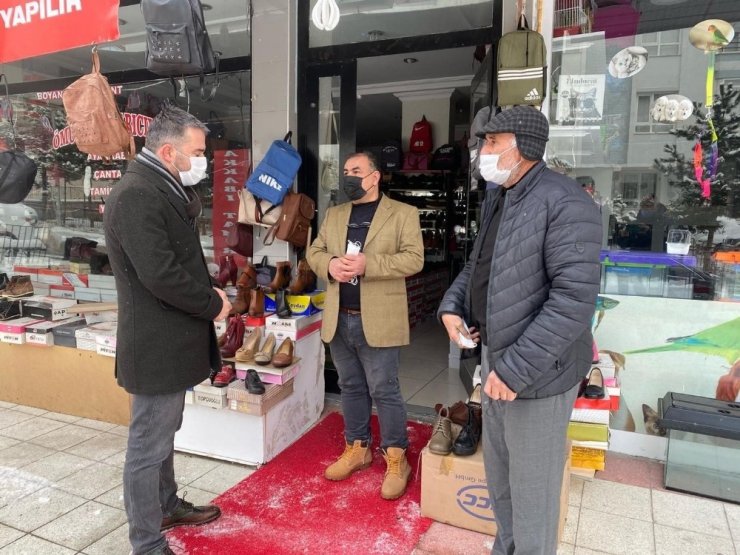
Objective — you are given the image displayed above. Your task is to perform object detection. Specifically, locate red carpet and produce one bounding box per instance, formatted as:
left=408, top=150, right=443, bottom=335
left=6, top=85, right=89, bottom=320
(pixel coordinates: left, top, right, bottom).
left=168, top=412, right=433, bottom=554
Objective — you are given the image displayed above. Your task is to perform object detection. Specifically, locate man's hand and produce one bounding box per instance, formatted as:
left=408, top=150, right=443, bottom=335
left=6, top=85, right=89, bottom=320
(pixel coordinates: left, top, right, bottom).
left=213, top=288, right=232, bottom=321
left=441, top=313, right=480, bottom=348
left=484, top=368, right=517, bottom=402
left=342, top=253, right=366, bottom=277
left=328, top=257, right=355, bottom=283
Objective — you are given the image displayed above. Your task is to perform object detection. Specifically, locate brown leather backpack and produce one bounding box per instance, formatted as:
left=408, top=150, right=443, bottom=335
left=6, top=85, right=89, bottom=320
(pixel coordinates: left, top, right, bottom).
left=62, top=50, right=135, bottom=160
left=264, top=192, right=315, bottom=248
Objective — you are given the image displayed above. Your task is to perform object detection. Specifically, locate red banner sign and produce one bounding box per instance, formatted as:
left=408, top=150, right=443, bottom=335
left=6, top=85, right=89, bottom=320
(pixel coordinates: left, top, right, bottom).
left=212, top=149, right=251, bottom=263
left=0, top=0, right=120, bottom=64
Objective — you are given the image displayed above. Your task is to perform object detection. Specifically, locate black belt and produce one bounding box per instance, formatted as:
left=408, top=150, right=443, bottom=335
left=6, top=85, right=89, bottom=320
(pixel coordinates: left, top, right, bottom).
left=339, top=307, right=361, bottom=315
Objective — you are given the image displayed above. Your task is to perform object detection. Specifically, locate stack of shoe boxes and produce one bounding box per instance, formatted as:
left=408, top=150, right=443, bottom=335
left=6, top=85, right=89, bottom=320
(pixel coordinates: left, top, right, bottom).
left=13, top=264, right=117, bottom=304
left=568, top=352, right=621, bottom=475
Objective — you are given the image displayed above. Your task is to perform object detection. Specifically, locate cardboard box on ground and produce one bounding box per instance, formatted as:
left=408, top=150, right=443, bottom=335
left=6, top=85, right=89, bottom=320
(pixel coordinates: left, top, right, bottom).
left=421, top=442, right=571, bottom=539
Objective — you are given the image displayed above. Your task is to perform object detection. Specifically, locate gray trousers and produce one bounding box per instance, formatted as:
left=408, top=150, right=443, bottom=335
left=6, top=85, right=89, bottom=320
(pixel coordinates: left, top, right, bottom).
left=124, top=390, right=186, bottom=554
left=329, top=312, right=408, bottom=450
left=481, top=345, right=577, bottom=555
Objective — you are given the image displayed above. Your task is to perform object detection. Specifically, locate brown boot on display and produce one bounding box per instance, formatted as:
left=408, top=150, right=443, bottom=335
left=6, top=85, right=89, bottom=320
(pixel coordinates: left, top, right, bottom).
left=220, top=316, right=245, bottom=358
left=324, top=440, right=372, bottom=481
left=428, top=408, right=453, bottom=455
left=229, top=283, right=251, bottom=315
left=287, top=259, right=317, bottom=294
left=235, top=326, right=263, bottom=363
left=381, top=447, right=411, bottom=500
left=1, top=275, right=34, bottom=298
left=237, top=265, right=257, bottom=290
left=248, top=289, right=265, bottom=318
left=267, top=261, right=292, bottom=293
left=254, top=333, right=276, bottom=365
left=271, top=337, right=294, bottom=368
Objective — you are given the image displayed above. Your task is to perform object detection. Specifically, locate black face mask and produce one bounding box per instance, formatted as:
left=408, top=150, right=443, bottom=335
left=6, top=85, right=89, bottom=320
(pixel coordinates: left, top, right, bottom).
left=342, top=174, right=372, bottom=201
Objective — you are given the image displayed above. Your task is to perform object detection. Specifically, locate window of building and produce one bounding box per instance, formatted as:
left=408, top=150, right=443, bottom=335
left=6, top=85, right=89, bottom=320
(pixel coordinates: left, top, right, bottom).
left=635, top=92, right=676, bottom=133
left=640, top=30, right=681, bottom=56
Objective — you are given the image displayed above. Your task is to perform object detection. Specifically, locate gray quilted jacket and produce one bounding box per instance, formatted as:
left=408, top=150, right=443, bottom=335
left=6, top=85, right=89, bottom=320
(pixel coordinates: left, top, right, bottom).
left=438, top=161, right=602, bottom=399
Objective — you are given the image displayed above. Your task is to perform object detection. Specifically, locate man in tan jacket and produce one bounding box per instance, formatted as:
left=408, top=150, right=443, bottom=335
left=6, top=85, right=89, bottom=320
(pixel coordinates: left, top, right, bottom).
left=307, top=151, right=423, bottom=500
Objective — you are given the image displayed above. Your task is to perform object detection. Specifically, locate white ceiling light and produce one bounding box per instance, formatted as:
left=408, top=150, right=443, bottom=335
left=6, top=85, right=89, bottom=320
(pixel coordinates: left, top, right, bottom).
left=312, top=0, right=341, bottom=31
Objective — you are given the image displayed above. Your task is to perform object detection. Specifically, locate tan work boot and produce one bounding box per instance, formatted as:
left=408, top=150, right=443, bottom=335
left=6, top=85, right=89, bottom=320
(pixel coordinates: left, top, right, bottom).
left=324, top=440, right=372, bottom=481
left=381, top=447, right=411, bottom=500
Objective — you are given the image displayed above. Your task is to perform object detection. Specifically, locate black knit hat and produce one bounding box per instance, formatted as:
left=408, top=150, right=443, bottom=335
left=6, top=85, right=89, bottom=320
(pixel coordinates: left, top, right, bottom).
left=476, top=106, right=549, bottom=161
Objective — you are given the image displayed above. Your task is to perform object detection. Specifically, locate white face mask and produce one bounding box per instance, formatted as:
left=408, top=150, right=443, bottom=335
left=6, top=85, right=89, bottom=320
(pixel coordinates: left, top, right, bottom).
left=479, top=144, right=519, bottom=185
left=176, top=151, right=208, bottom=186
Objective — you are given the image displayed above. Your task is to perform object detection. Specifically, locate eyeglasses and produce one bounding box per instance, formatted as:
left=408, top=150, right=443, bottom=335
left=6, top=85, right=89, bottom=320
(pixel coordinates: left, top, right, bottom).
left=346, top=222, right=372, bottom=229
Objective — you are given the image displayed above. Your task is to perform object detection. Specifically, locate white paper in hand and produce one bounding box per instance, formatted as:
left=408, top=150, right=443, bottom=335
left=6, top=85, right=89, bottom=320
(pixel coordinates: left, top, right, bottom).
left=346, top=240, right=361, bottom=255
left=458, top=321, right=476, bottom=349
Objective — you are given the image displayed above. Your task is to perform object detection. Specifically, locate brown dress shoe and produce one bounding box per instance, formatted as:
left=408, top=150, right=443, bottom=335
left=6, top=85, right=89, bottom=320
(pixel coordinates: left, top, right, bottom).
left=267, top=261, right=292, bottom=293
left=287, top=259, right=317, bottom=294
left=161, top=498, right=221, bottom=531
left=271, top=337, right=294, bottom=367
left=2, top=275, right=33, bottom=298
left=254, top=333, right=276, bottom=365
left=248, top=288, right=265, bottom=318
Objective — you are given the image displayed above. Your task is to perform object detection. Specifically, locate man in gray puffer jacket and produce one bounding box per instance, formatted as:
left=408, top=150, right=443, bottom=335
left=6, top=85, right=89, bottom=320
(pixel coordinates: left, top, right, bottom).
left=438, top=106, right=602, bottom=555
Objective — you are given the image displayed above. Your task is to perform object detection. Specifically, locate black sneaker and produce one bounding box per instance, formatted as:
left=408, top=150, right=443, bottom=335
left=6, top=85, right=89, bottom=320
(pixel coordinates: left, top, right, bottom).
left=161, top=497, right=221, bottom=531
left=452, top=404, right=481, bottom=457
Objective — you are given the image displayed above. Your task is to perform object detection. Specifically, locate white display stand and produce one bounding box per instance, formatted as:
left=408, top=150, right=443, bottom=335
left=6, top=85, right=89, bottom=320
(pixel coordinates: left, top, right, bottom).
left=174, top=327, right=325, bottom=465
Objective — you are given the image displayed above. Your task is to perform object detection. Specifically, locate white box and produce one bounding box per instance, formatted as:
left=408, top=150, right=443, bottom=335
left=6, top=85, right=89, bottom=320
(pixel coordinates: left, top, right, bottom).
left=193, top=381, right=228, bottom=409
left=593, top=352, right=617, bottom=379
left=30, top=282, right=51, bottom=296
left=96, top=343, right=117, bottom=357
left=265, top=311, right=322, bottom=334
left=49, top=286, right=76, bottom=300
left=24, top=318, right=83, bottom=346
left=63, top=272, right=88, bottom=288
left=175, top=330, right=325, bottom=465
left=100, top=291, right=118, bottom=303
left=184, top=389, right=195, bottom=405
left=0, top=332, right=25, bottom=344
left=76, top=287, right=102, bottom=302
left=88, top=274, right=116, bottom=290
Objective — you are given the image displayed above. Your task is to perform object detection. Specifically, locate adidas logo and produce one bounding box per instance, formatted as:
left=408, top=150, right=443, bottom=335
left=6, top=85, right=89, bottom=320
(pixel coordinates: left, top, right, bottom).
left=524, top=88, right=541, bottom=101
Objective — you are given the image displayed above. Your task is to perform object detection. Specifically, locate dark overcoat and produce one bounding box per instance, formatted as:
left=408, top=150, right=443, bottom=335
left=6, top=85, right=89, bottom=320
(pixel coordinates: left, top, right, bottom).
left=103, top=160, right=222, bottom=395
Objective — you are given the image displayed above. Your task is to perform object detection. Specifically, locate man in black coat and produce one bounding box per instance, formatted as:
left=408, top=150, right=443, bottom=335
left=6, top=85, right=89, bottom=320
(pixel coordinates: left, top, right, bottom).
left=438, top=106, right=602, bottom=555
left=104, top=105, right=232, bottom=555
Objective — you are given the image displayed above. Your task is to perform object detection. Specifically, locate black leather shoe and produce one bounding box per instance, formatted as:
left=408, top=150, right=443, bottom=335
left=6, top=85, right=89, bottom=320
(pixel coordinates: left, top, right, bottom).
left=452, top=404, right=481, bottom=457
left=275, top=289, right=292, bottom=319
left=246, top=369, right=266, bottom=395
left=161, top=498, right=221, bottom=531
left=583, top=367, right=605, bottom=399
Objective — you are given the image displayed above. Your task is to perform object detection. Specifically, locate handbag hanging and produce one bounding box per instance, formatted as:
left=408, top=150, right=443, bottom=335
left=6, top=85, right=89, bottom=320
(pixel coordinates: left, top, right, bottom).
left=263, top=192, right=315, bottom=249
left=255, top=255, right=277, bottom=286
left=226, top=222, right=253, bottom=257
left=237, top=188, right=281, bottom=228
left=0, top=74, right=38, bottom=204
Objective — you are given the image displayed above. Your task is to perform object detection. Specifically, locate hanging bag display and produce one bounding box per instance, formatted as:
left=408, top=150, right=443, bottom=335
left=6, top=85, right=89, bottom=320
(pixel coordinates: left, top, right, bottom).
left=263, top=192, right=315, bottom=248
left=497, top=10, right=547, bottom=107
left=255, top=256, right=277, bottom=286
left=226, top=222, right=253, bottom=257
left=246, top=132, right=302, bottom=206
left=0, top=74, right=38, bottom=204
left=237, top=189, right=281, bottom=228
left=142, top=0, right=217, bottom=76
left=62, top=49, right=136, bottom=160
left=409, top=115, right=433, bottom=153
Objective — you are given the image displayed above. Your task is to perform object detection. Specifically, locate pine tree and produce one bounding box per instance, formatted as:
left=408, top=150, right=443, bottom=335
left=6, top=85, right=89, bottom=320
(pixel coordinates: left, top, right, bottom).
left=654, top=84, right=740, bottom=216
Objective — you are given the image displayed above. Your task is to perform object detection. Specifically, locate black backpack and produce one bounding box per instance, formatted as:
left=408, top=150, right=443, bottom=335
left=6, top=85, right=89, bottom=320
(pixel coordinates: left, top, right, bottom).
left=0, top=75, right=38, bottom=204
left=142, top=0, right=217, bottom=77
left=431, top=144, right=461, bottom=171
left=380, top=140, right=403, bottom=171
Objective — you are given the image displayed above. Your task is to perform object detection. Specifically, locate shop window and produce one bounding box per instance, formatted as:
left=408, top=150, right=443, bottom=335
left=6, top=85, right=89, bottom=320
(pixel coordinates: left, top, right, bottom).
left=635, top=92, right=676, bottom=133
left=639, top=30, right=680, bottom=57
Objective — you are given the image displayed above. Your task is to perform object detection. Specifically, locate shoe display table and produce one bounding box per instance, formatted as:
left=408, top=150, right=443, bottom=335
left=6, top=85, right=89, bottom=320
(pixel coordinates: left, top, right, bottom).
left=0, top=343, right=130, bottom=425
left=174, top=329, right=325, bottom=465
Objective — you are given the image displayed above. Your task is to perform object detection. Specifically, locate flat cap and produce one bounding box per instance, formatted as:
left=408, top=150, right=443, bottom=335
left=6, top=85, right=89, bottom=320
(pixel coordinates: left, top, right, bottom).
left=476, top=106, right=549, bottom=161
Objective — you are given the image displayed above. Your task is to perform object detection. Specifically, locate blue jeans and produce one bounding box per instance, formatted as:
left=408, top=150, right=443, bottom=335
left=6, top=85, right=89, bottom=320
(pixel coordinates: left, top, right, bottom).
left=124, top=390, right=186, bottom=554
left=329, top=312, right=408, bottom=450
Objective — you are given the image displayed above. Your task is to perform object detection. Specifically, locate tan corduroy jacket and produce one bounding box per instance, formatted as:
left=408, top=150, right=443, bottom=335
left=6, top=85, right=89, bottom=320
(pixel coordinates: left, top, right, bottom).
left=307, top=195, right=424, bottom=347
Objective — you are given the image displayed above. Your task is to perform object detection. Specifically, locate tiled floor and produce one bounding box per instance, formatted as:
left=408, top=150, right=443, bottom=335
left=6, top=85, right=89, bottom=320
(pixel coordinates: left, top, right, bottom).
left=0, top=399, right=738, bottom=555
left=400, top=319, right=468, bottom=408
left=0, top=402, right=255, bottom=554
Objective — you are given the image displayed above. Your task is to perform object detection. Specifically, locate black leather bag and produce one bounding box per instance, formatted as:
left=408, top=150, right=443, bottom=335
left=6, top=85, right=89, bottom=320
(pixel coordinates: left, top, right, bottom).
left=0, top=74, right=38, bottom=204
left=255, top=255, right=276, bottom=287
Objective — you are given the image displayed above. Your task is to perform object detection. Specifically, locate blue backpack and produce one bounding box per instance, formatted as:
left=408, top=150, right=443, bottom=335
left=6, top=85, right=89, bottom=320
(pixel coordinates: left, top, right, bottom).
left=246, top=132, right=302, bottom=205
